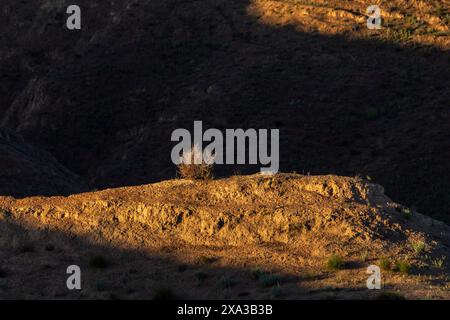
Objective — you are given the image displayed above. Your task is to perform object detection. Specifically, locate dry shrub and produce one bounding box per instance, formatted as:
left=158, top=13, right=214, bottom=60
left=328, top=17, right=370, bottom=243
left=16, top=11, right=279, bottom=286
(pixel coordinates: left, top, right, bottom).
left=177, top=163, right=213, bottom=180
left=177, top=145, right=214, bottom=180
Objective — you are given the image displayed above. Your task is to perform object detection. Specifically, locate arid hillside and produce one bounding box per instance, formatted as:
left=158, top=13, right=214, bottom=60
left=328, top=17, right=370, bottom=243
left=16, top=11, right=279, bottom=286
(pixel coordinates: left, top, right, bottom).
left=0, top=174, right=449, bottom=299
left=0, top=0, right=449, bottom=222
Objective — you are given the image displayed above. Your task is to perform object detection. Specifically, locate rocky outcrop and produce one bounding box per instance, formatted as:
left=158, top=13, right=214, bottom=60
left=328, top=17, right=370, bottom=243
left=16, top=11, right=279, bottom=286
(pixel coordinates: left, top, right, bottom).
left=1, top=173, right=449, bottom=299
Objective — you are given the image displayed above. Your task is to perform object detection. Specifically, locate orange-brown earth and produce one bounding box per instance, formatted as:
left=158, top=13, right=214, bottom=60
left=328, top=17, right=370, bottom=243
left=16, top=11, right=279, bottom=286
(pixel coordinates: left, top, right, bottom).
left=0, top=0, right=449, bottom=300
left=0, top=0, right=449, bottom=222
left=1, top=174, right=449, bottom=299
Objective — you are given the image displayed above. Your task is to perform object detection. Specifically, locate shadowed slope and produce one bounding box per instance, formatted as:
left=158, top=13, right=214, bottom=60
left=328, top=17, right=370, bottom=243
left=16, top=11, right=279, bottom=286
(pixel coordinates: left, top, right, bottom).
left=0, top=127, right=89, bottom=197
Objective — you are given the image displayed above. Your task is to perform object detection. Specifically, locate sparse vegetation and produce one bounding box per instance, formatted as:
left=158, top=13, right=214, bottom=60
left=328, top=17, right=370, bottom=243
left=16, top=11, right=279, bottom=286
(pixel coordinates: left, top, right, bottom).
left=360, top=250, right=369, bottom=262
left=1, top=0, right=450, bottom=301
left=326, top=254, right=345, bottom=270
left=178, top=162, right=213, bottom=180
left=378, top=258, right=392, bottom=271
left=411, top=240, right=427, bottom=255
left=177, top=145, right=214, bottom=180
left=402, top=208, right=412, bottom=220
left=394, top=261, right=412, bottom=275
left=432, top=256, right=446, bottom=270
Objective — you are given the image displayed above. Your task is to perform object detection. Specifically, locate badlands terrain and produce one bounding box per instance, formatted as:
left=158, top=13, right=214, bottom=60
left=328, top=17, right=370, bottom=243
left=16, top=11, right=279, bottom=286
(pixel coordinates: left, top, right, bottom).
left=1, top=174, right=450, bottom=299
left=0, top=0, right=449, bottom=299
left=0, top=0, right=449, bottom=221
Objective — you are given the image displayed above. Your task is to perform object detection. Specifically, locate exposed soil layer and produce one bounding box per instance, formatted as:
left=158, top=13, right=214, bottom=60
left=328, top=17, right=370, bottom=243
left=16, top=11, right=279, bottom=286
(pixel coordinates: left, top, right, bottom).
left=0, top=0, right=449, bottom=222
left=1, top=174, right=449, bottom=299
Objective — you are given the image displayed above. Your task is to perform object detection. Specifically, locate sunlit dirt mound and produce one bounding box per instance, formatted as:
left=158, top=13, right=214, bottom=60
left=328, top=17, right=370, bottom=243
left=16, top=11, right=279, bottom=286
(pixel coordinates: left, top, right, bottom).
left=1, top=174, right=449, bottom=256
left=249, top=0, right=450, bottom=48
left=1, top=174, right=449, bottom=299
left=1, top=0, right=449, bottom=222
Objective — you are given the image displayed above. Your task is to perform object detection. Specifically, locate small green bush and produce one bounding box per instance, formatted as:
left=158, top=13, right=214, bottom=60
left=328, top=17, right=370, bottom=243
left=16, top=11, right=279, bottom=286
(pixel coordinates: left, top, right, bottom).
left=432, top=256, right=446, bottom=270
left=360, top=251, right=369, bottom=262
left=411, top=241, right=427, bottom=255
left=402, top=208, right=412, bottom=220
left=394, top=261, right=412, bottom=274
left=378, top=258, right=392, bottom=271
left=327, top=254, right=345, bottom=270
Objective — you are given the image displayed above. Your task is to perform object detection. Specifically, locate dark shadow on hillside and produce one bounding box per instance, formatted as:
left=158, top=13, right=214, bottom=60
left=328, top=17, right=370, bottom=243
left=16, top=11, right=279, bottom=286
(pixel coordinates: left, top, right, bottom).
left=0, top=0, right=449, bottom=222
left=0, top=218, right=379, bottom=300
left=0, top=127, right=90, bottom=198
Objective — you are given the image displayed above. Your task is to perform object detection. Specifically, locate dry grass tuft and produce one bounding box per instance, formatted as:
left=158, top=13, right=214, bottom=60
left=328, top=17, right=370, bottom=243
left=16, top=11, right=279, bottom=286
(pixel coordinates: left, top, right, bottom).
left=177, top=145, right=214, bottom=180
